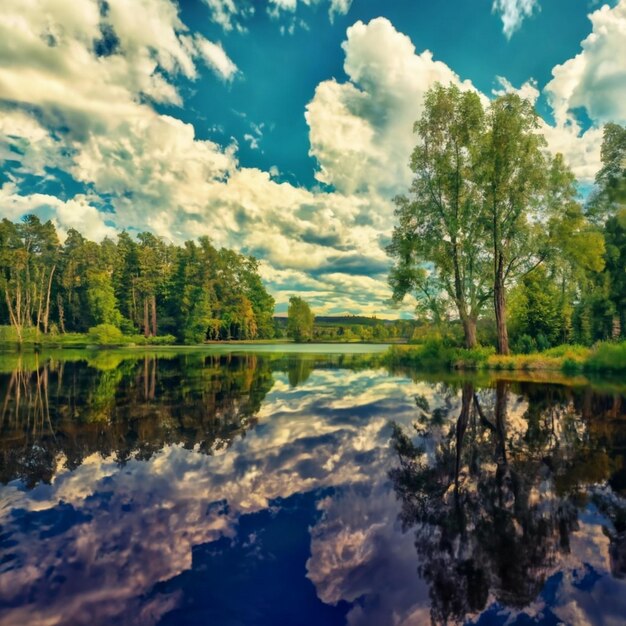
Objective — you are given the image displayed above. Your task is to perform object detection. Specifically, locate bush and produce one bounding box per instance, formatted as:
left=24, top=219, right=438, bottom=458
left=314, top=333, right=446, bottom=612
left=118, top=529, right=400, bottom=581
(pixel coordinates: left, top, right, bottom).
left=87, top=324, right=126, bottom=346
left=586, top=341, right=626, bottom=372
left=513, top=334, right=537, bottom=354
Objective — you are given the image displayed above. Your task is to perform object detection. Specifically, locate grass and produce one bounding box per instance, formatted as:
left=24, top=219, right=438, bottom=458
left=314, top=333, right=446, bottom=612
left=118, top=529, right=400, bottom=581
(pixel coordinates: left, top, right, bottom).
left=386, top=339, right=626, bottom=374
left=0, top=324, right=176, bottom=348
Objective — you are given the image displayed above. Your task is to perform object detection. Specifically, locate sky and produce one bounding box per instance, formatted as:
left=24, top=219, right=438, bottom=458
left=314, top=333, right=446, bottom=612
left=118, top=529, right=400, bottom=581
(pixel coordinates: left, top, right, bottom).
left=0, top=0, right=625, bottom=317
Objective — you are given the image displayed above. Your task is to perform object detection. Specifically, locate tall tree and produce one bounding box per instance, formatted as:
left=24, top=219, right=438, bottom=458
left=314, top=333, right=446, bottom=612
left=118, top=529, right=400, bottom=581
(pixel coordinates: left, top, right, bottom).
left=287, top=296, right=314, bottom=343
left=388, top=84, right=491, bottom=348
left=479, top=94, right=549, bottom=354
left=0, top=216, right=60, bottom=341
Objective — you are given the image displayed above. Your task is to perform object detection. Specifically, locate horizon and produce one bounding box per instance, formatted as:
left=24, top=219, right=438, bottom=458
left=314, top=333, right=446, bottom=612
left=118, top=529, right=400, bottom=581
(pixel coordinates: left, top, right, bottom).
left=1, top=0, right=624, bottom=318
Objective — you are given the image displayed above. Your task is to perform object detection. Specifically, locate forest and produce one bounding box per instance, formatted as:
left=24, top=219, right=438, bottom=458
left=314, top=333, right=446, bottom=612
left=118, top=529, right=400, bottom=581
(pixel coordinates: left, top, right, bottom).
left=0, top=222, right=275, bottom=345
left=388, top=85, right=626, bottom=357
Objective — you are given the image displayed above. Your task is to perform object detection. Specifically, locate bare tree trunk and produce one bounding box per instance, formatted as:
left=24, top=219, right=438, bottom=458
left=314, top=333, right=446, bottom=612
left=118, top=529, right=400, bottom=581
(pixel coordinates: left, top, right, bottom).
left=131, top=283, right=137, bottom=328
left=143, top=297, right=149, bottom=338
left=151, top=294, right=157, bottom=337
left=57, top=294, right=65, bottom=333
left=612, top=315, right=621, bottom=340
left=43, top=265, right=56, bottom=334
left=4, top=286, right=23, bottom=344
left=35, top=273, right=44, bottom=339
left=494, top=256, right=509, bottom=355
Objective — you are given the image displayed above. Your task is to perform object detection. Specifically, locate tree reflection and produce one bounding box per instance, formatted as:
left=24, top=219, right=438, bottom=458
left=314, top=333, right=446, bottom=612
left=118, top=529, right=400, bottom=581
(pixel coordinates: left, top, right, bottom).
left=389, top=380, right=626, bottom=625
left=0, top=353, right=275, bottom=487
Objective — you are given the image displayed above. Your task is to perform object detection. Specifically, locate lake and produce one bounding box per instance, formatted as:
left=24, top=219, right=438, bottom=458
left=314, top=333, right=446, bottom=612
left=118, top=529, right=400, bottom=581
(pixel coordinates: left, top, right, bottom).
left=0, top=346, right=625, bottom=626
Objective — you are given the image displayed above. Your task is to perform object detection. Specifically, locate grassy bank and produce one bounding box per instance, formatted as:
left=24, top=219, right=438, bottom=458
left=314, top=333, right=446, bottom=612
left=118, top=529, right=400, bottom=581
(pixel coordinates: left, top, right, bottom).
left=386, top=340, right=626, bottom=373
left=0, top=324, right=176, bottom=349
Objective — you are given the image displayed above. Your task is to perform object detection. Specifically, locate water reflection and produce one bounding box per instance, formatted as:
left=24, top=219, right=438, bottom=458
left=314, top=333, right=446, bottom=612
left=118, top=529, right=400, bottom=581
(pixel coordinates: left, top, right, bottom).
left=390, top=379, right=626, bottom=625
left=0, top=353, right=275, bottom=486
left=0, top=352, right=625, bottom=625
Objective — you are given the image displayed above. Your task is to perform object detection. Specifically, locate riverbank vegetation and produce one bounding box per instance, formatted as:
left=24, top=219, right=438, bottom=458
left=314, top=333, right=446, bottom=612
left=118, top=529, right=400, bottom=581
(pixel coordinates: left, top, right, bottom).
left=388, top=84, right=625, bottom=367
left=386, top=339, right=626, bottom=373
left=0, top=219, right=275, bottom=346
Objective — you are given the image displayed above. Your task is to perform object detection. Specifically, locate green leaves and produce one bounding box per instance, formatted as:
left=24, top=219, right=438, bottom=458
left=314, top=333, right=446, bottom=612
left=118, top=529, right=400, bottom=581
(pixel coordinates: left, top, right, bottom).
left=287, top=296, right=314, bottom=343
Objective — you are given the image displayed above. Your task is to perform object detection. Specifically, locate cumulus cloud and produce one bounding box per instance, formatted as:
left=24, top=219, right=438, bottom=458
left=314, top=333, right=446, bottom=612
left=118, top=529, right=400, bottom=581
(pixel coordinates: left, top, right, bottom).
left=545, top=0, right=626, bottom=126
left=0, top=2, right=620, bottom=317
left=493, top=75, right=540, bottom=105
left=0, top=182, right=117, bottom=241
left=306, top=17, right=479, bottom=196
left=539, top=0, right=626, bottom=182
left=492, top=0, right=539, bottom=38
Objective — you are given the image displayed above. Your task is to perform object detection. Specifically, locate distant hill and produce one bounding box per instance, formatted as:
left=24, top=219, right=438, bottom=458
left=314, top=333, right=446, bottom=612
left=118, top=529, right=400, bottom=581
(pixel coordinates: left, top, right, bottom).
left=274, top=315, right=404, bottom=327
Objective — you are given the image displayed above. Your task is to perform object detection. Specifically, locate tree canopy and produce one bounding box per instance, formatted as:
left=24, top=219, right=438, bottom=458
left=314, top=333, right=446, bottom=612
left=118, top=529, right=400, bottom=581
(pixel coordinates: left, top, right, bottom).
left=0, top=218, right=275, bottom=344
left=287, top=296, right=314, bottom=342
left=389, top=84, right=617, bottom=353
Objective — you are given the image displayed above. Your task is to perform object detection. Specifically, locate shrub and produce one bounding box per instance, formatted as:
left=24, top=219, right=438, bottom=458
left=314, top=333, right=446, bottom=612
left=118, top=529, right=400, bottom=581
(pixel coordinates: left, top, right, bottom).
left=452, top=346, right=495, bottom=368
left=586, top=341, right=626, bottom=372
left=87, top=324, right=126, bottom=346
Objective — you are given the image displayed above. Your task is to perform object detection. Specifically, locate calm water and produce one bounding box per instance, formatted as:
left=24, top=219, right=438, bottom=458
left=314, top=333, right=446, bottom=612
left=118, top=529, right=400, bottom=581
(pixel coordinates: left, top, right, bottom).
left=0, top=348, right=625, bottom=626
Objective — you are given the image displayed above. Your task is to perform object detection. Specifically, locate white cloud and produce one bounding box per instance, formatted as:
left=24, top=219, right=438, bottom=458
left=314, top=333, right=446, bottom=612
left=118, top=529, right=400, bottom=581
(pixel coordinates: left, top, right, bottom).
left=493, top=75, right=540, bottom=105
left=0, top=3, right=619, bottom=317
left=540, top=0, right=626, bottom=182
left=492, top=0, right=539, bottom=38
left=545, top=0, right=626, bottom=126
left=195, top=38, right=239, bottom=81
left=305, top=17, right=479, bottom=196
left=0, top=183, right=118, bottom=242
left=329, top=0, right=353, bottom=22
left=267, top=0, right=352, bottom=23
left=202, top=0, right=254, bottom=32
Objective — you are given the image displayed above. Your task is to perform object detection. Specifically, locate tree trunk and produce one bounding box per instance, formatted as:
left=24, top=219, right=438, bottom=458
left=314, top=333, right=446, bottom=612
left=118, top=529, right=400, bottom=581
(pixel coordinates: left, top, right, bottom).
left=494, top=257, right=509, bottom=355
left=4, top=287, right=23, bottom=343
left=143, top=297, right=149, bottom=338
left=462, top=316, right=478, bottom=349
left=151, top=294, right=157, bottom=337
left=612, top=315, right=621, bottom=340
left=43, top=265, right=56, bottom=334
left=57, top=294, right=66, bottom=333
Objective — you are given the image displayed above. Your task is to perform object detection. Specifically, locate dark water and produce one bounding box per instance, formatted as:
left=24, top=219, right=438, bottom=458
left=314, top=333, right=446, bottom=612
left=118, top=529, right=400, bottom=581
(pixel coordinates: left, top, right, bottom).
left=0, top=348, right=625, bottom=626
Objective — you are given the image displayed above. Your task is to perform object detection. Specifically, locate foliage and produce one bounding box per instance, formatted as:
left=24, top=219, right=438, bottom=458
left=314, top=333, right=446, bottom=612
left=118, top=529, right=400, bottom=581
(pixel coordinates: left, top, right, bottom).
left=387, top=84, right=490, bottom=348
left=287, top=296, right=314, bottom=342
left=585, top=341, right=626, bottom=372
left=87, top=324, right=126, bottom=346
left=389, top=86, right=611, bottom=356
left=0, top=218, right=275, bottom=345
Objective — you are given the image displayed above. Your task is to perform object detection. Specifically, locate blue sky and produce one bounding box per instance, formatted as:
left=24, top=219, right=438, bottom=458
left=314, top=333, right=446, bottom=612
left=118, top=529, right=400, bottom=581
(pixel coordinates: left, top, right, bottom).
left=0, top=0, right=624, bottom=316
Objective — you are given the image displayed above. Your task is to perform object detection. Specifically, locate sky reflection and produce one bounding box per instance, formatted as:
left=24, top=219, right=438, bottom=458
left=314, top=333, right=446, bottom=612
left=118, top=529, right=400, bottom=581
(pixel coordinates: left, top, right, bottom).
left=0, top=353, right=625, bottom=625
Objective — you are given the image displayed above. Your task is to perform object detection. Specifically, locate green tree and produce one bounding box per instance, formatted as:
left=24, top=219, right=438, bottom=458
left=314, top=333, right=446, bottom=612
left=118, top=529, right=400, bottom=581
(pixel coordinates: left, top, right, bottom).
left=590, top=123, right=626, bottom=221
left=287, top=296, right=314, bottom=342
left=0, top=216, right=60, bottom=342
left=388, top=84, right=491, bottom=348
left=479, top=94, right=549, bottom=354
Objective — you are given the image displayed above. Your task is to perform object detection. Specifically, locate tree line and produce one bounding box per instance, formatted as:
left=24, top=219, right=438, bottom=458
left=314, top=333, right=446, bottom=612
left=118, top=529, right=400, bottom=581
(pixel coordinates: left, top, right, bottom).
left=0, top=221, right=276, bottom=344
left=388, top=84, right=626, bottom=355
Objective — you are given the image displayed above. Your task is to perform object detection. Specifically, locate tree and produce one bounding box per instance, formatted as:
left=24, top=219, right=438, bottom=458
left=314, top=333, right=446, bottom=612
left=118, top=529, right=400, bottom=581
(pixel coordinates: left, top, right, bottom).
left=0, top=217, right=275, bottom=345
left=287, top=296, right=314, bottom=342
left=589, top=123, right=626, bottom=222
left=388, top=84, right=491, bottom=348
left=0, top=216, right=60, bottom=342
left=478, top=94, right=549, bottom=354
